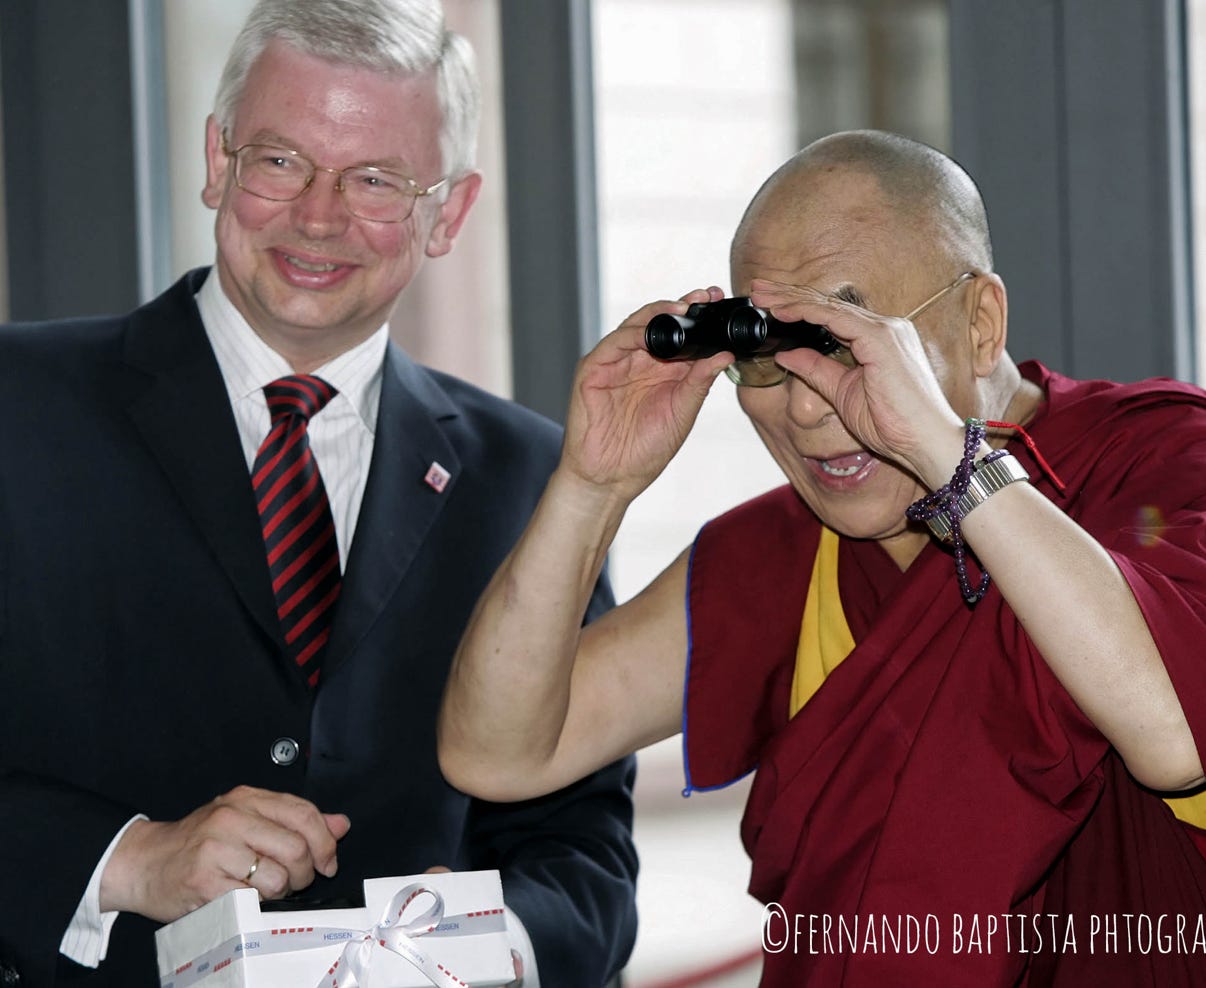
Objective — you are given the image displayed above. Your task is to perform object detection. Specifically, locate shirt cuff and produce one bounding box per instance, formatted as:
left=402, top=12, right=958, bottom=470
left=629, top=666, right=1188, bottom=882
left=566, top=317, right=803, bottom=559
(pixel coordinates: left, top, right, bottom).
left=505, top=905, right=540, bottom=987
left=60, top=815, right=147, bottom=967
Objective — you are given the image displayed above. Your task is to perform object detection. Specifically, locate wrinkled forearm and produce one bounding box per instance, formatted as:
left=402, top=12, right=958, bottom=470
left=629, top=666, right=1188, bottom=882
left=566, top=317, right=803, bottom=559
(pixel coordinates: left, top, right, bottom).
left=961, top=480, right=1202, bottom=791
left=438, top=468, right=631, bottom=801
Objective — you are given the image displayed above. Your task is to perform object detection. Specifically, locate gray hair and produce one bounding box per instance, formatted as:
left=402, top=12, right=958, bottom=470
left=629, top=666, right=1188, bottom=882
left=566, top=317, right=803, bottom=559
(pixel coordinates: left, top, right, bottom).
left=213, top=0, right=480, bottom=180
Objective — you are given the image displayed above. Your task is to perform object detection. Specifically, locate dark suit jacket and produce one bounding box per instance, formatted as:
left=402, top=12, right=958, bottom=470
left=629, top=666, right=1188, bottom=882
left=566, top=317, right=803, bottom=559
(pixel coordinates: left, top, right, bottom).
left=0, top=269, right=637, bottom=986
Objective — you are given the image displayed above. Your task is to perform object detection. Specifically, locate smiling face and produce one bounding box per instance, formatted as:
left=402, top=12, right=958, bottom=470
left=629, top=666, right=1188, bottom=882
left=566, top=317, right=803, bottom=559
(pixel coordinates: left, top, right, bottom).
left=730, top=167, right=978, bottom=563
left=202, top=41, right=480, bottom=371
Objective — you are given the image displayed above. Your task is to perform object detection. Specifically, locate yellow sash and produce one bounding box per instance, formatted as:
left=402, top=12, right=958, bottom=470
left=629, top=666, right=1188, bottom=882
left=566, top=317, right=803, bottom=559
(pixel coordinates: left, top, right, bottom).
left=789, top=526, right=855, bottom=718
left=1167, top=783, right=1206, bottom=828
left=788, top=527, right=1206, bottom=829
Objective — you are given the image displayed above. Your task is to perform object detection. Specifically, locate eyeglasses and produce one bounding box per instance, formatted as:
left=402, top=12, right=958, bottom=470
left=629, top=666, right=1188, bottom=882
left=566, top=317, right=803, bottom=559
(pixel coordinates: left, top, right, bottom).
left=726, top=270, right=978, bottom=388
left=221, top=133, right=447, bottom=223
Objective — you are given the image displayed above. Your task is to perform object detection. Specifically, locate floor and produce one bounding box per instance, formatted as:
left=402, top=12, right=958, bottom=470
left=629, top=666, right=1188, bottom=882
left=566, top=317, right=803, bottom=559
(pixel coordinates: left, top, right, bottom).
left=620, top=739, right=765, bottom=988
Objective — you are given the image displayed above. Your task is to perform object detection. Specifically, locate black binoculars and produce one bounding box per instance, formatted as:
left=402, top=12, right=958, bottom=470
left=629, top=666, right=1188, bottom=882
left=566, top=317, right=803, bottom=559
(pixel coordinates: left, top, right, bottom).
left=644, top=297, right=845, bottom=362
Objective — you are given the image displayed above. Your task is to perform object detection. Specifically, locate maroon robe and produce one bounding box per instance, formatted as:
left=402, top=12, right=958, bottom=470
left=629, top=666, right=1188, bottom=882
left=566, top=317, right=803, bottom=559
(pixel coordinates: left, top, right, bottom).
left=683, top=362, right=1206, bottom=986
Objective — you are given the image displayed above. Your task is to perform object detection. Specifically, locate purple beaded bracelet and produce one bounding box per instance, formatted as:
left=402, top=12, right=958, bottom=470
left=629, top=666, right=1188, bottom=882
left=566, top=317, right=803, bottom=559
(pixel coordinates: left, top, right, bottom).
left=906, top=418, right=993, bottom=604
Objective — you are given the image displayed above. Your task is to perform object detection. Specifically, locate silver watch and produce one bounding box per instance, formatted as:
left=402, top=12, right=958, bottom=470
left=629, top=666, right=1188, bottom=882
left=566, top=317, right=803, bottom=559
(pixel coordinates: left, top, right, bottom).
left=926, top=452, right=1029, bottom=543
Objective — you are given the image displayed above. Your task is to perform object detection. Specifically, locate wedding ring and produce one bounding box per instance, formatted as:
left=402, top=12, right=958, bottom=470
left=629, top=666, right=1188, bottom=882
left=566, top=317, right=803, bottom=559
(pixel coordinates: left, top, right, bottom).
left=244, top=855, right=260, bottom=884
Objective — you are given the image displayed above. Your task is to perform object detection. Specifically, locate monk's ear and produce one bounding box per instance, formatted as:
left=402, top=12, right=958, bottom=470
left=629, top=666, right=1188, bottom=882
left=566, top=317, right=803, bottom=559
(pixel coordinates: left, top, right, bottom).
left=966, top=272, right=1008, bottom=377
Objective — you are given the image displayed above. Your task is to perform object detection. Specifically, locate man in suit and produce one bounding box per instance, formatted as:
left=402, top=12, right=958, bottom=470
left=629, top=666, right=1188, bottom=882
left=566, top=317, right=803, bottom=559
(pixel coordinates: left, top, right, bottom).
left=0, top=1, right=637, bottom=985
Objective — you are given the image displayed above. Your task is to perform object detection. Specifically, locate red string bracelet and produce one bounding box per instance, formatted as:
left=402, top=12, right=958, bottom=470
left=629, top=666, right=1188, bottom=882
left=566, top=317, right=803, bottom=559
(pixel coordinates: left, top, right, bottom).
left=985, top=420, right=1067, bottom=493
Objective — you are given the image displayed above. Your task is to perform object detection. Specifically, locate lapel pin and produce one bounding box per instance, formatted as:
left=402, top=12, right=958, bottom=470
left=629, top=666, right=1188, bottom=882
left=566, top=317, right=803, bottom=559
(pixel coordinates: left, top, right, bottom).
left=424, top=461, right=451, bottom=493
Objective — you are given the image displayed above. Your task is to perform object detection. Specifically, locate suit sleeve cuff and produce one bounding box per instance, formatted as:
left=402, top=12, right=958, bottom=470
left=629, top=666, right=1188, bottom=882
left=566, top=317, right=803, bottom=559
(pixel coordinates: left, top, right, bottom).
left=59, top=815, right=147, bottom=967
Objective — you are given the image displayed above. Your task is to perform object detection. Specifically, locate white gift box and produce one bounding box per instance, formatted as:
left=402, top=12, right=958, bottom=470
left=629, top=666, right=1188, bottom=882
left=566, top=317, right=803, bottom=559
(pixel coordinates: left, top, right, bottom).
left=155, top=870, right=514, bottom=988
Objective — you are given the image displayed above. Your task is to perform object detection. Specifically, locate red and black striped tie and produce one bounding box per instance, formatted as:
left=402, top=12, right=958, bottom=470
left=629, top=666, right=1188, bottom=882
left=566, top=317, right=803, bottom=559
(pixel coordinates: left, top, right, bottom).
left=252, top=375, right=341, bottom=688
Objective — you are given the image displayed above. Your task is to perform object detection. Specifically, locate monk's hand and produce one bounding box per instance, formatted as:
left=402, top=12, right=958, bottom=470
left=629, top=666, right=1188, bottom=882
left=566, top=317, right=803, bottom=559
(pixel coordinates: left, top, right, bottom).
left=749, top=279, right=965, bottom=486
left=560, top=287, right=732, bottom=502
left=99, top=785, right=351, bottom=923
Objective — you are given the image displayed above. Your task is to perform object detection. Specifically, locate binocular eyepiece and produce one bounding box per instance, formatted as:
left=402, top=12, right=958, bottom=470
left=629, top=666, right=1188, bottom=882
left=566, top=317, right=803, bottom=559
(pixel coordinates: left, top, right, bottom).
left=644, top=297, right=845, bottom=362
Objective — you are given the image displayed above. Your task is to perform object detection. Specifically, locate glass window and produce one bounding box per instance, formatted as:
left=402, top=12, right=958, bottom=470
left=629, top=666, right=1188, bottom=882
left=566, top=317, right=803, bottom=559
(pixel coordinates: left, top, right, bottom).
left=594, top=2, right=952, bottom=983
left=0, top=91, right=7, bottom=322
left=161, top=0, right=510, bottom=396
left=1190, top=0, right=1206, bottom=385
left=793, top=0, right=949, bottom=150
left=593, top=7, right=795, bottom=982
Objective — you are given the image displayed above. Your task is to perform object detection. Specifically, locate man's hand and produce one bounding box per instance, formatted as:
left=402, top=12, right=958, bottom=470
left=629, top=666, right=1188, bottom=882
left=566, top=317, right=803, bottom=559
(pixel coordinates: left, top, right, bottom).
left=560, top=287, right=732, bottom=503
left=99, top=785, right=351, bottom=923
left=749, top=279, right=967, bottom=486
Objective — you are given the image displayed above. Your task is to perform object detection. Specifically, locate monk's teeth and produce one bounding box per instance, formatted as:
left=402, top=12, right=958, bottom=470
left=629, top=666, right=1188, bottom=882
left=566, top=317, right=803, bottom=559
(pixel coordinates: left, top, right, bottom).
left=819, top=452, right=869, bottom=477
left=820, top=461, right=861, bottom=477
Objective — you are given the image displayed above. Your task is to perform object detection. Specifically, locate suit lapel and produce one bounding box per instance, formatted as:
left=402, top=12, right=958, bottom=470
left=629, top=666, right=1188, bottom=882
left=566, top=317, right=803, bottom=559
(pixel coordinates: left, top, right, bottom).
left=323, top=344, right=462, bottom=678
left=120, top=277, right=463, bottom=679
left=121, top=270, right=286, bottom=654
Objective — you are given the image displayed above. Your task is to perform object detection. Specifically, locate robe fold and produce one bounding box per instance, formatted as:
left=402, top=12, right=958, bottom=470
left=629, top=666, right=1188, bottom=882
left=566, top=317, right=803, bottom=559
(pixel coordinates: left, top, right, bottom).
left=683, top=362, right=1206, bottom=986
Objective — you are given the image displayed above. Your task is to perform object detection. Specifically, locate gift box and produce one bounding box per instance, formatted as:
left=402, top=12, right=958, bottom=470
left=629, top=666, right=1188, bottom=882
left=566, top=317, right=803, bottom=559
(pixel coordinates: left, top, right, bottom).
left=155, top=870, right=514, bottom=988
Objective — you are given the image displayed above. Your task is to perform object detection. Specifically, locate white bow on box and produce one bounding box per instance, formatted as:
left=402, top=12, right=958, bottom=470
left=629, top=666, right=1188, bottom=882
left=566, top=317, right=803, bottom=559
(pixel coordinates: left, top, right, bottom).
left=156, top=871, right=513, bottom=988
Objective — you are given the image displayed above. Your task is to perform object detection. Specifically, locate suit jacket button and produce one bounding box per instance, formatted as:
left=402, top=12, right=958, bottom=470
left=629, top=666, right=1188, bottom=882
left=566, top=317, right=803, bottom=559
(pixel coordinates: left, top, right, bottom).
left=271, top=737, right=299, bottom=765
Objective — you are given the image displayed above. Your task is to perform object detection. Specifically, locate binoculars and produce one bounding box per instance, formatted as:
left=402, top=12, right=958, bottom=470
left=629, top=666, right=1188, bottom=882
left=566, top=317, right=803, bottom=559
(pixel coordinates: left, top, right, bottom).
left=644, top=297, right=846, bottom=362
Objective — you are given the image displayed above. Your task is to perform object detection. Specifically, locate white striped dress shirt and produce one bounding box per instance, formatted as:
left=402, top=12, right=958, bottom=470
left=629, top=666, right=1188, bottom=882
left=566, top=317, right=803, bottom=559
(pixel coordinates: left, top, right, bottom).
left=197, top=270, right=387, bottom=570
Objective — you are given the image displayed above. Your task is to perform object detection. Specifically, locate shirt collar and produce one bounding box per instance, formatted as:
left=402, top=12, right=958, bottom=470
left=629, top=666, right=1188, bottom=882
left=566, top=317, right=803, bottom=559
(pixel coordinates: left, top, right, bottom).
left=196, top=268, right=388, bottom=434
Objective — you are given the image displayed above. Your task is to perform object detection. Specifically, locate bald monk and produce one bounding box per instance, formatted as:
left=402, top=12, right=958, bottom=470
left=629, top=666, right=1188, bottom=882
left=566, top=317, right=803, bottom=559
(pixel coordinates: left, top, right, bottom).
left=439, top=130, right=1206, bottom=986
